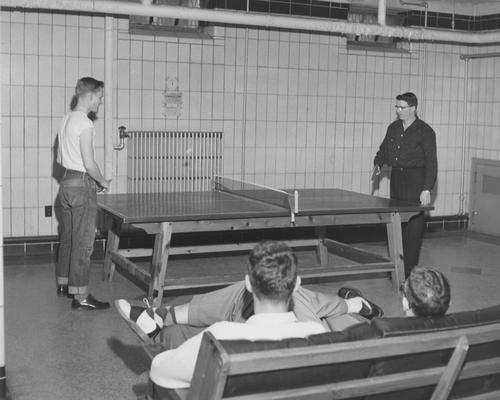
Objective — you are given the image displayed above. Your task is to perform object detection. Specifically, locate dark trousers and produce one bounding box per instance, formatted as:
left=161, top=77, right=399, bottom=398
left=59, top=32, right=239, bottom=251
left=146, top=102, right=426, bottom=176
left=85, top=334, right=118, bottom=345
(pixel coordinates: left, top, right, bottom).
left=56, top=169, right=98, bottom=294
left=160, top=324, right=204, bottom=350
left=390, top=167, right=426, bottom=278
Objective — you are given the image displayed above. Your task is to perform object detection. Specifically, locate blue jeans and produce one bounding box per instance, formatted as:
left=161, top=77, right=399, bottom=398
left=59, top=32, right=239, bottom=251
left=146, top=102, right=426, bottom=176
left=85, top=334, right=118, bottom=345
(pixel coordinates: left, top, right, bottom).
left=56, top=169, right=98, bottom=295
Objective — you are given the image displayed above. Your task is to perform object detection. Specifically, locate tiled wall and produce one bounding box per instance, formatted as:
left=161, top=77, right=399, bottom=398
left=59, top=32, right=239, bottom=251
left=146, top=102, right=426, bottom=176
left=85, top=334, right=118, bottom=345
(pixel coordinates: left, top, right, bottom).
left=463, top=51, right=500, bottom=213
left=1, top=11, right=107, bottom=237
left=1, top=9, right=500, bottom=238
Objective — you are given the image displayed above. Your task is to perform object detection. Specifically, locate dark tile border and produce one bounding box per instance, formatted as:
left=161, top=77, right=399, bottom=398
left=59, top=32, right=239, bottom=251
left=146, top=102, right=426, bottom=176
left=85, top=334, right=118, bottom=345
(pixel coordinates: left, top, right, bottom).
left=209, top=1, right=499, bottom=32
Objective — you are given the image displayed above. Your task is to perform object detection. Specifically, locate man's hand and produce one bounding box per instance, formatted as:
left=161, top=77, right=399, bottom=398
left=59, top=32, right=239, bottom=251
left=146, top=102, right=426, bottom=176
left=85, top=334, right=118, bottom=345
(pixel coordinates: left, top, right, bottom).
left=420, top=190, right=431, bottom=206
left=371, top=165, right=381, bottom=194
left=98, top=179, right=112, bottom=193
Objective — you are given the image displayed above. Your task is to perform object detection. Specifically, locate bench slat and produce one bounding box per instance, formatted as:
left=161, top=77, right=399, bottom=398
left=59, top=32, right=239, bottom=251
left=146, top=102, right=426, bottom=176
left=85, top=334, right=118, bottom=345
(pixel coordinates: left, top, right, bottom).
left=226, top=324, right=500, bottom=374
left=221, top=357, right=500, bottom=400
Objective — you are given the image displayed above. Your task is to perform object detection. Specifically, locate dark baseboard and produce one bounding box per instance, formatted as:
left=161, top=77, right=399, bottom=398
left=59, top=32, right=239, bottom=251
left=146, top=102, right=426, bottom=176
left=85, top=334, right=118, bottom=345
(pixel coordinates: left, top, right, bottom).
left=3, top=214, right=469, bottom=259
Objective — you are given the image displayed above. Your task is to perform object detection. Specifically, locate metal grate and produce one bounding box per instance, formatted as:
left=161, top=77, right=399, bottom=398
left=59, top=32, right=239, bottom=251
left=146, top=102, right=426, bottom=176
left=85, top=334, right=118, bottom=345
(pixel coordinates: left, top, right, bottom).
left=127, top=130, right=223, bottom=193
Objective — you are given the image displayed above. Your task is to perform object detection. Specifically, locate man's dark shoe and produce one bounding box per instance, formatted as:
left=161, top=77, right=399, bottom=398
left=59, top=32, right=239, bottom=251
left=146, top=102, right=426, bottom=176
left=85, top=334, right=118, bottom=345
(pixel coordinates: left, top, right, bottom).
left=338, top=287, right=384, bottom=320
left=57, top=284, right=68, bottom=297
left=72, top=294, right=110, bottom=310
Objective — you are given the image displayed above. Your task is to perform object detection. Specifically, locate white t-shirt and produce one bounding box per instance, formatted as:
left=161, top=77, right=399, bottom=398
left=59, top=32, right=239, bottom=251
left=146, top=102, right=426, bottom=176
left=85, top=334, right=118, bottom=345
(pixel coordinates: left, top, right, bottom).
left=150, top=312, right=327, bottom=389
left=57, top=111, right=94, bottom=172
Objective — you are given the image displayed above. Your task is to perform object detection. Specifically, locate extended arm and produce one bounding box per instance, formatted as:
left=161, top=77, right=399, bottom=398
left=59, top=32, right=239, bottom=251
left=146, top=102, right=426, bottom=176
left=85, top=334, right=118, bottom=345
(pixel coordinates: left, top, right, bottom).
left=422, top=126, right=437, bottom=192
left=373, top=128, right=390, bottom=169
left=186, top=281, right=248, bottom=326
left=419, top=125, right=437, bottom=205
left=80, top=127, right=111, bottom=191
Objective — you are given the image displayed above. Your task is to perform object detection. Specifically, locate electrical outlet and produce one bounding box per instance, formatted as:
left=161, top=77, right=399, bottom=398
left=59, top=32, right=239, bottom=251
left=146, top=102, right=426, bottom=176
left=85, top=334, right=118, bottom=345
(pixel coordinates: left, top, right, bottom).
left=45, top=205, right=52, bottom=217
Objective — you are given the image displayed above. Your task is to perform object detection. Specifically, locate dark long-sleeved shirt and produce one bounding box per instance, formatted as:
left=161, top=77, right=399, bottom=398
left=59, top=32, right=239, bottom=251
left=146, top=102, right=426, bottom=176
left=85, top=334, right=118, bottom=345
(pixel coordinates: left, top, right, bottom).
left=374, top=118, right=437, bottom=191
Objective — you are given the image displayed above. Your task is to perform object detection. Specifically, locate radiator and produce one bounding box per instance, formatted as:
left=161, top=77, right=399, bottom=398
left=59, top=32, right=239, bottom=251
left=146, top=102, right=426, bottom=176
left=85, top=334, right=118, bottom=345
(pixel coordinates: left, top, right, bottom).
left=127, top=131, right=223, bottom=193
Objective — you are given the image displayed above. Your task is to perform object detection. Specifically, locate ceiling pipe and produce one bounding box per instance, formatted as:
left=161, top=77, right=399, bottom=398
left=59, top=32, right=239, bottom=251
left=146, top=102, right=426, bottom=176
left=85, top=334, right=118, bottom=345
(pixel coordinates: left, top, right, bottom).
left=378, top=0, right=386, bottom=26
left=460, top=52, right=500, bottom=60
left=3, top=0, right=500, bottom=44
left=104, top=16, right=114, bottom=177
left=399, top=0, right=428, bottom=8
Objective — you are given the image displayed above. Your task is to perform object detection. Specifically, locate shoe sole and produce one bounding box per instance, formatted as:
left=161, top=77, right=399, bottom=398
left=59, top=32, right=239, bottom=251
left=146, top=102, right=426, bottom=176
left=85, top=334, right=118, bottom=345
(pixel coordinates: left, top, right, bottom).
left=338, top=287, right=363, bottom=299
left=72, top=302, right=110, bottom=310
left=114, top=300, right=155, bottom=344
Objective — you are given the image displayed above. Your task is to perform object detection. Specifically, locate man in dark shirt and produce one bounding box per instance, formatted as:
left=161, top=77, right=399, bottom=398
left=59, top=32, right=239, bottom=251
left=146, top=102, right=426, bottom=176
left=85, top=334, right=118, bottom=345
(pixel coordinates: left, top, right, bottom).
left=373, top=92, right=437, bottom=277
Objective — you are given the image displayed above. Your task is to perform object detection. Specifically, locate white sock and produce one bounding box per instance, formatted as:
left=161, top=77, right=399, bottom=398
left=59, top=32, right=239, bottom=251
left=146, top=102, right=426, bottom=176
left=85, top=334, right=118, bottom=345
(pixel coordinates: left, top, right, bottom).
left=136, top=310, right=158, bottom=334
left=153, top=312, right=164, bottom=328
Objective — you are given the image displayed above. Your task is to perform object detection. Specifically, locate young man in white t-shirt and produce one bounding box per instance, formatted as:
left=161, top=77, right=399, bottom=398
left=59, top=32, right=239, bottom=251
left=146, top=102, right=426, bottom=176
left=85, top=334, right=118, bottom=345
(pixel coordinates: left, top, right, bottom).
left=56, top=77, right=111, bottom=310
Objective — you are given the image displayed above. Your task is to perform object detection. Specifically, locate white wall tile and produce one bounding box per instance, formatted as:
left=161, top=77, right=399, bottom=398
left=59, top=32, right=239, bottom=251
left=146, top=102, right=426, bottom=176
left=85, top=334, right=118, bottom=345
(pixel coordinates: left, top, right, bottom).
left=22, top=86, right=37, bottom=116
left=212, top=65, right=224, bottom=93
left=142, top=61, right=154, bottom=90
left=2, top=209, right=12, bottom=237
left=24, top=177, right=38, bottom=207
left=24, top=117, right=38, bottom=147
left=11, top=174, right=25, bottom=210
left=212, top=92, right=223, bottom=120
left=10, top=117, right=24, bottom=146
left=2, top=150, right=11, bottom=183
left=38, top=56, right=52, bottom=86
left=141, top=91, right=154, bottom=119
left=10, top=54, right=24, bottom=86
left=10, top=23, right=24, bottom=53
left=189, top=91, right=201, bottom=119
left=201, top=64, right=213, bottom=92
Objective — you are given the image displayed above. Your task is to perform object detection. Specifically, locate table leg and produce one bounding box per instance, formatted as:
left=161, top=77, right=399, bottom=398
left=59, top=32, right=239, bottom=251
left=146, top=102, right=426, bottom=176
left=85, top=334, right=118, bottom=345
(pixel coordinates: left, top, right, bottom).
left=386, top=212, right=405, bottom=291
left=315, top=227, right=328, bottom=265
left=104, top=220, right=120, bottom=282
left=149, top=222, right=172, bottom=308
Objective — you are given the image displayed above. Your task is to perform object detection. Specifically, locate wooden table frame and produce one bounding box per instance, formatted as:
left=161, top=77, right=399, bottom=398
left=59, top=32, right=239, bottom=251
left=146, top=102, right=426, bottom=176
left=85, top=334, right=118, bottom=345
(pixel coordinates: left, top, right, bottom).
left=102, top=209, right=416, bottom=307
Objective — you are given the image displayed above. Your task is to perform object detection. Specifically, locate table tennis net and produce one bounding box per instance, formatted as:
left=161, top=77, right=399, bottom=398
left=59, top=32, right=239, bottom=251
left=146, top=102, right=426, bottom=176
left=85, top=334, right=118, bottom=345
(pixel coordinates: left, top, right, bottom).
left=214, top=177, right=295, bottom=211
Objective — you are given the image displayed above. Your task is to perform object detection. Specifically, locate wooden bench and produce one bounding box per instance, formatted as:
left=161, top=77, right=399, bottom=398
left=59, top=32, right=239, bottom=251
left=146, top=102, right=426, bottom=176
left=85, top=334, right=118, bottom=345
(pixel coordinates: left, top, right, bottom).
left=147, top=321, right=500, bottom=400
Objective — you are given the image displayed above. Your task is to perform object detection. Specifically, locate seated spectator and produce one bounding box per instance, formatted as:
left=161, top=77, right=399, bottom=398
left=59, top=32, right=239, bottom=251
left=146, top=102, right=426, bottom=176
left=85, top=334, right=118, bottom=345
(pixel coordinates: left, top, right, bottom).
left=116, top=255, right=383, bottom=344
left=147, top=240, right=331, bottom=388
left=401, top=265, right=451, bottom=317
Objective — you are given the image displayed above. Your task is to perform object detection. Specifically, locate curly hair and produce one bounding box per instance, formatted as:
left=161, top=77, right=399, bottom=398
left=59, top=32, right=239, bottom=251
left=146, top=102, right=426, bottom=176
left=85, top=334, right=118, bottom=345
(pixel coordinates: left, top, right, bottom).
left=402, top=266, right=450, bottom=317
left=247, top=240, right=297, bottom=302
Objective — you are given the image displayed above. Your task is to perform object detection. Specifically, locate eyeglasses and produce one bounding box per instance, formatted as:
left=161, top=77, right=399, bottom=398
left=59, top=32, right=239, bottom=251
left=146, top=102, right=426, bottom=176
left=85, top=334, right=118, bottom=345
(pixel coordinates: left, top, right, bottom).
left=394, top=105, right=412, bottom=111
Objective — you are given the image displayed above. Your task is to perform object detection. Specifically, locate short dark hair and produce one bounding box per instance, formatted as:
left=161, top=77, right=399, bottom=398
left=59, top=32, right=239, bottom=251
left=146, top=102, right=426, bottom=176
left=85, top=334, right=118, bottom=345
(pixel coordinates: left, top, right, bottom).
left=396, top=92, right=418, bottom=108
left=402, top=266, right=450, bottom=317
left=75, top=77, right=104, bottom=96
left=248, top=240, right=298, bottom=302
left=70, top=77, right=104, bottom=111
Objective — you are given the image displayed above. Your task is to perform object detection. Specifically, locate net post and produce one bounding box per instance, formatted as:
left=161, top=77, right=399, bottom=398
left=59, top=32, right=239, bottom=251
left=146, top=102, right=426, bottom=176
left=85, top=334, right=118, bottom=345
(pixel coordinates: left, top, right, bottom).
left=294, top=190, right=299, bottom=214
left=289, top=190, right=298, bottom=225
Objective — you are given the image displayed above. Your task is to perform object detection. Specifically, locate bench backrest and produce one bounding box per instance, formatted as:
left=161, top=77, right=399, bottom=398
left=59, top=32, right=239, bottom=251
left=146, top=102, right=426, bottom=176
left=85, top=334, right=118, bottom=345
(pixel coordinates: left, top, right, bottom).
left=185, top=322, right=500, bottom=400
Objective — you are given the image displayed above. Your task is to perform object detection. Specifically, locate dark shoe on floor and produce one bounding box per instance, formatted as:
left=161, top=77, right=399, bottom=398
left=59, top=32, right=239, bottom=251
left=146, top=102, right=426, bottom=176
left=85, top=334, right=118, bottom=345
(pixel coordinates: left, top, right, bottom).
left=338, top=287, right=384, bottom=320
left=114, top=299, right=162, bottom=343
left=72, top=294, right=110, bottom=310
left=57, top=284, right=68, bottom=297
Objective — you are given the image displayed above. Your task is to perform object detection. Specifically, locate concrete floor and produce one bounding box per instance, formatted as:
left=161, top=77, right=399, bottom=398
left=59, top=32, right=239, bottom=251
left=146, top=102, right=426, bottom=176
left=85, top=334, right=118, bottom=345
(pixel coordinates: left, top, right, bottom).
left=4, top=231, right=500, bottom=399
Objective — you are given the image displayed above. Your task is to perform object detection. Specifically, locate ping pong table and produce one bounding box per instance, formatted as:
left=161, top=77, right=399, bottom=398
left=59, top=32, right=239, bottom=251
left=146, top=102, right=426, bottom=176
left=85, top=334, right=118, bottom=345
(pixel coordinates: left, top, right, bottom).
left=98, top=177, right=431, bottom=306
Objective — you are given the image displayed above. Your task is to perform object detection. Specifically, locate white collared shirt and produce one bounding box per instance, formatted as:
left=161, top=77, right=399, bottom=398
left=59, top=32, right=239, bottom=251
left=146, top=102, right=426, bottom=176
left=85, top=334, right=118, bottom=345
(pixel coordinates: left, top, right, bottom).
left=150, top=312, right=326, bottom=389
